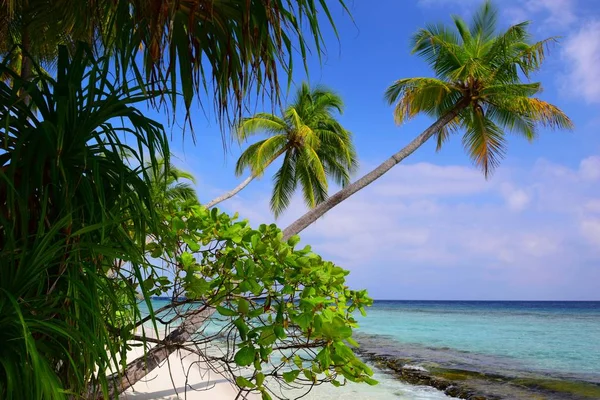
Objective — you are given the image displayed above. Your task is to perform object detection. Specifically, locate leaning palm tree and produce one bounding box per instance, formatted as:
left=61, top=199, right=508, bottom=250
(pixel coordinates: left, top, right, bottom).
left=206, top=82, right=358, bottom=217
left=282, top=0, right=573, bottom=239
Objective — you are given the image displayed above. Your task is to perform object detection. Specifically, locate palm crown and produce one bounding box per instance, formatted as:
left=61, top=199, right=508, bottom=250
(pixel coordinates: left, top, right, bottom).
left=236, top=82, right=358, bottom=217
left=384, top=0, right=572, bottom=176
left=147, top=159, right=198, bottom=207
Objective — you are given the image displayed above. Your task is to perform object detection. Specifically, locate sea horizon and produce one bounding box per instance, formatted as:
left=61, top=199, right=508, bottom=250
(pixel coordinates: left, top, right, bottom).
left=143, top=298, right=600, bottom=399
left=151, top=296, right=600, bottom=302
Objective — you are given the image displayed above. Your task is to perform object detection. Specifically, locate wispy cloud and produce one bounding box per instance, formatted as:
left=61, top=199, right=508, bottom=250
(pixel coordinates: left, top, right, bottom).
left=206, top=157, right=600, bottom=300
left=418, top=0, right=577, bottom=29
left=560, top=20, right=600, bottom=104
left=505, top=0, right=577, bottom=28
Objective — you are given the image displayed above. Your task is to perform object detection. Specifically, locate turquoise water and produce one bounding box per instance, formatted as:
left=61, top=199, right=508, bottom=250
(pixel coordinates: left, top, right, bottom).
left=355, top=301, right=600, bottom=383
left=141, top=300, right=600, bottom=398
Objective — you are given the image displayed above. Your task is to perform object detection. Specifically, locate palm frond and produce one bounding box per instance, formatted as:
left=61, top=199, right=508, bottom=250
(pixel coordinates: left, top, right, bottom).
left=412, top=24, right=464, bottom=79
left=237, top=114, right=288, bottom=142
left=385, top=77, right=457, bottom=124
left=237, top=81, right=356, bottom=216
left=0, top=44, right=167, bottom=397
left=3, top=0, right=351, bottom=131
left=452, top=15, right=472, bottom=44
left=494, top=96, right=574, bottom=130
left=270, top=150, right=297, bottom=218
left=470, top=0, right=498, bottom=42
left=461, top=106, right=507, bottom=176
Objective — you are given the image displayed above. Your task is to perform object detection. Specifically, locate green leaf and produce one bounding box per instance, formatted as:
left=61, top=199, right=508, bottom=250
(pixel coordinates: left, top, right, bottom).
left=217, top=305, right=238, bottom=317
left=255, top=372, right=265, bottom=387
left=316, top=346, right=331, bottom=367
left=303, top=369, right=315, bottom=382
left=287, top=235, right=301, bottom=247
left=293, top=355, right=303, bottom=369
left=234, top=318, right=249, bottom=341
left=261, top=389, right=273, bottom=400
left=292, top=313, right=312, bottom=330
left=238, top=298, right=250, bottom=315
left=346, top=336, right=359, bottom=347
left=362, top=376, right=378, bottom=385
left=258, top=326, right=277, bottom=346
left=235, top=376, right=255, bottom=388
left=183, top=237, right=200, bottom=252
left=234, top=346, right=256, bottom=367
left=180, top=252, right=194, bottom=267
left=186, top=277, right=210, bottom=297
left=142, top=277, right=155, bottom=291
left=282, top=370, right=300, bottom=383
left=274, top=325, right=286, bottom=340
left=172, top=216, right=186, bottom=231
left=251, top=233, right=260, bottom=248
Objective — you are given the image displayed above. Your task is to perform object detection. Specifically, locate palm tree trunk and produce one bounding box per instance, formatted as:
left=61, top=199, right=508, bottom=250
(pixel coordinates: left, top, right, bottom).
left=205, top=175, right=256, bottom=208
left=205, top=145, right=289, bottom=208
left=281, top=101, right=469, bottom=240
left=103, top=106, right=459, bottom=395
left=99, top=307, right=216, bottom=399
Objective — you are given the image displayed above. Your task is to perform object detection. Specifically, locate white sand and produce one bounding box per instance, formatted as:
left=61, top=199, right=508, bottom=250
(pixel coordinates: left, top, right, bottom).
left=119, top=346, right=259, bottom=400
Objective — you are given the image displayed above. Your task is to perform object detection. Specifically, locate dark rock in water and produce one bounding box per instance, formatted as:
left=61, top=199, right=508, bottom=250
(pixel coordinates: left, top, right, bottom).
left=357, top=349, right=494, bottom=399
left=354, top=346, right=600, bottom=400
left=353, top=333, right=600, bottom=400
left=444, top=385, right=461, bottom=397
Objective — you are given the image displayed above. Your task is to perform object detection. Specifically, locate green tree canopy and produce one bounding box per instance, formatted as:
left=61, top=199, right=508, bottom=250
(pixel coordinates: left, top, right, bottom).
left=234, top=82, right=358, bottom=217
left=282, top=0, right=573, bottom=239
left=384, top=0, right=572, bottom=176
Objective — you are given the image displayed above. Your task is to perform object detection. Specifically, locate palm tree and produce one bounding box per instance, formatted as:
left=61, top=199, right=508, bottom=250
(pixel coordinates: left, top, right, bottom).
left=206, top=82, right=358, bottom=217
left=1, top=0, right=349, bottom=120
left=147, top=159, right=198, bottom=207
left=282, top=0, right=573, bottom=240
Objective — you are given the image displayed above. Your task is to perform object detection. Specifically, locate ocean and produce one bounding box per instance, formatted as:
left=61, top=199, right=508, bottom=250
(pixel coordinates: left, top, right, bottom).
left=142, top=300, right=600, bottom=399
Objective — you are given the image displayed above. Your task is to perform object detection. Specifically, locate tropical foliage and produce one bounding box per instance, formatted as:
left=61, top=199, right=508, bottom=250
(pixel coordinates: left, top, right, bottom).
left=0, top=41, right=373, bottom=399
left=208, top=82, right=358, bottom=217
left=282, top=0, right=573, bottom=239
left=0, top=45, right=168, bottom=399
left=122, top=200, right=375, bottom=399
left=384, top=0, right=572, bottom=176
left=0, top=1, right=575, bottom=399
left=147, top=159, right=198, bottom=207
left=0, top=0, right=349, bottom=122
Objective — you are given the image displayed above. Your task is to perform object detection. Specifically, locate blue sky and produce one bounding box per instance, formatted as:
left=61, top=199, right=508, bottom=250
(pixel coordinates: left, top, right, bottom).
left=151, top=0, right=600, bottom=300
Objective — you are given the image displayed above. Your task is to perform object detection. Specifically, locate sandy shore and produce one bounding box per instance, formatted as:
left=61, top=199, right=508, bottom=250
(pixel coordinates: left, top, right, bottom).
left=119, top=345, right=259, bottom=400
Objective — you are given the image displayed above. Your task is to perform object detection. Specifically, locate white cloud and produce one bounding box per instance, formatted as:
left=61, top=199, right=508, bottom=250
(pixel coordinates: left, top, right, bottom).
left=510, top=0, right=577, bottom=28
left=584, top=199, right=600, bottom=213
left=579, top=156, right=600, bottom=181
left=500, top=183, right=531, bottom=211
left=202, top=157, right=600, bottom=300
left=580, top=218, right=600, bottom=246
left=419, top=0, right=577, bottom=29
left=370, top=162, right=488, bottom=198
left=561, top=20, right=600, bottom=104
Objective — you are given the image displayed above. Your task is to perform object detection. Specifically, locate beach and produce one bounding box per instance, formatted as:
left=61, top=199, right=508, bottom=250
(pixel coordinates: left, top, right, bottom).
left=118, top=344, right=450, bottom=400
left=119, top=346, right=259, bottom=400
left=125, top=300, right=600, bottom=400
